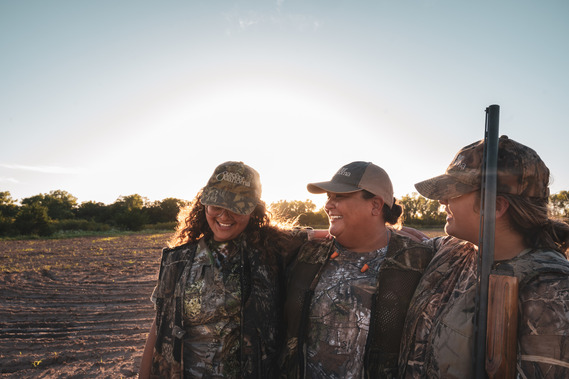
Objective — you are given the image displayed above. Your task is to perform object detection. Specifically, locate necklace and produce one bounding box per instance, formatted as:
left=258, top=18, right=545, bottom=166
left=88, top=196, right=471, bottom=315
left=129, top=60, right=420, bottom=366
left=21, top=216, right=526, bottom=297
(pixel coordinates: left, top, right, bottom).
left=330, top=229, right=390, bottom=272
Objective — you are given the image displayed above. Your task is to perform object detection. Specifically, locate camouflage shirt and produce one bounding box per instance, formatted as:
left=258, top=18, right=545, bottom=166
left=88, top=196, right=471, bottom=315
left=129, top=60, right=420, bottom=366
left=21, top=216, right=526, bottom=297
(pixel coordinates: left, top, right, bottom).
left=399, top=236, right=569, bottom=379
left=281, top=232, right=434, bottom=379
left=306, top=243, right=388, bottom=377
left=181, top=240, right=244, bottom=377
left=150, top=230, right=309, bottom=379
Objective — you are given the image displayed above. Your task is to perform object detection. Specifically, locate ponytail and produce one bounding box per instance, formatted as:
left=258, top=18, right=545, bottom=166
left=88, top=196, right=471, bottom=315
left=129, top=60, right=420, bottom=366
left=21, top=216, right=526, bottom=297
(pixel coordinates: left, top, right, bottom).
left=383, top=199, right=403, bottom=228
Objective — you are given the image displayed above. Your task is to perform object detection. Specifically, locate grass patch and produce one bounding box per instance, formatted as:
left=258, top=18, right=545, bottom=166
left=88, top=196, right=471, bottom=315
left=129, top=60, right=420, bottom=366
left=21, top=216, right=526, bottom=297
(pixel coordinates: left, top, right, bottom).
left=1, top=228, right=172, bottom=241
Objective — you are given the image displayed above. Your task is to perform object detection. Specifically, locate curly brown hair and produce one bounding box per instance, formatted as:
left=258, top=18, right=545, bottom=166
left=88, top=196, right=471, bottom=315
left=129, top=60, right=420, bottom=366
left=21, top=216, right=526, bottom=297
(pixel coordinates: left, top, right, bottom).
left=168, top=189, right=287, bottom=250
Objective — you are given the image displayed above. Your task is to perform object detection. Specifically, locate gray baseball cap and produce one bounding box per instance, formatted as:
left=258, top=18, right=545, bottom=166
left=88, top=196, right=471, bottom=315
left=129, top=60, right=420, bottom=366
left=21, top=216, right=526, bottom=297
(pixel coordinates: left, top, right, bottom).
left=307, top=161, right=394, bottom=207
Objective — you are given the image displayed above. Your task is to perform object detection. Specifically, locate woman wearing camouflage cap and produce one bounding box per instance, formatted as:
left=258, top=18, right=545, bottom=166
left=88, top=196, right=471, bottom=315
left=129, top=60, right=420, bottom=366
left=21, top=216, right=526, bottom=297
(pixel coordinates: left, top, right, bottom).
left=399, top=136, right=569, bottom=378
left=139, top=161, right=322, bottom=378
left=279, top=161, right=434, bottom=378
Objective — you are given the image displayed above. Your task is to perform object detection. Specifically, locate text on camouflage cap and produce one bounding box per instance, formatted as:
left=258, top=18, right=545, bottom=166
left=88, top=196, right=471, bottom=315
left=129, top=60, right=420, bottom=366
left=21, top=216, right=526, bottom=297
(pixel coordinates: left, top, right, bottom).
left=201, top=161, right=262, bottom=215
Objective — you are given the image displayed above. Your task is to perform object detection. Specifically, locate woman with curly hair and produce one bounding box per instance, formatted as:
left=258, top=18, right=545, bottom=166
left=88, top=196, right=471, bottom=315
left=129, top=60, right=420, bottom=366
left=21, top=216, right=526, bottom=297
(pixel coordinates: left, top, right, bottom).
left=139, top=161, right=320, bottom=378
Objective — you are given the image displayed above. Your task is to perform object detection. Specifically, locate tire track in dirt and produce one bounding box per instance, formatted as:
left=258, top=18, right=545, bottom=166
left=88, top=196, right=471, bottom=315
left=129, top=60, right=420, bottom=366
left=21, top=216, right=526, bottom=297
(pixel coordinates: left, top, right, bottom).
left=0, top=233, right=168, bottom=378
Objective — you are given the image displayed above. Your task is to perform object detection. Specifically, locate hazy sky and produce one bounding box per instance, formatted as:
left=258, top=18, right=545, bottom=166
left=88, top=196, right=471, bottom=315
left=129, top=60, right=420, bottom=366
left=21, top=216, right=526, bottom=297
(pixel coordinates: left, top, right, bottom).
left=1, top=0, right=568, bottom=209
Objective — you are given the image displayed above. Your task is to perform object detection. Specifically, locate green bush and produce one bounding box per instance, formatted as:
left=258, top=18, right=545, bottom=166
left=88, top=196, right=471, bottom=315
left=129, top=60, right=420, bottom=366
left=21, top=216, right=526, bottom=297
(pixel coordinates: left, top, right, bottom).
left=51, top=219, right=111, bottom=232
left=0, top=215, right=16, bottom=236
left=14, top=203, right=53, bottom=236
left=143, top=222, right=177, bottom=232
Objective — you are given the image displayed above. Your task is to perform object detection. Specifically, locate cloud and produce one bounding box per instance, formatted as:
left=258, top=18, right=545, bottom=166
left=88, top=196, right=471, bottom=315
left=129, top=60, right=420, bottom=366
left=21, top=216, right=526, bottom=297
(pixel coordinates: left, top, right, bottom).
left=0, top=177, right=19, bottom=183
left=239, top=14, right=261, bottom=29
left=286, top=14, right=322, bottom=31
left=0, top=164, right=83, bottom=175
left=225, top=4, right=321, bottom=33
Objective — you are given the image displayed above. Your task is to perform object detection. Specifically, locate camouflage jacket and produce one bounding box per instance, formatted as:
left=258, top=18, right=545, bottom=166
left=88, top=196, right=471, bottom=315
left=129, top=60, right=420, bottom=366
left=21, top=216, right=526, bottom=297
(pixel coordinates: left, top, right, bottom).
left=150, top=232, right=308, bottom=379
left=280, top=232, right=434, bottom=379
left=399, top=236, right=569, bottom=378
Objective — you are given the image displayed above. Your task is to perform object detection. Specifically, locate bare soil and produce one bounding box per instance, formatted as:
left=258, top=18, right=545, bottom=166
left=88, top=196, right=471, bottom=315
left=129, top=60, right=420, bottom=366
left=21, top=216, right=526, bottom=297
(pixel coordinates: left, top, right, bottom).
left=0, top=233, right=169, bottom=378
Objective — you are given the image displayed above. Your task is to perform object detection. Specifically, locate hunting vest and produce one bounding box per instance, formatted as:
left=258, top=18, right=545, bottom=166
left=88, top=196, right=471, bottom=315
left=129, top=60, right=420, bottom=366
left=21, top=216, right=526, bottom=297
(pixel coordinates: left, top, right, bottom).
left=150, top=236, right=286, bottom=378
left=280, top=232, right=434, bottom=379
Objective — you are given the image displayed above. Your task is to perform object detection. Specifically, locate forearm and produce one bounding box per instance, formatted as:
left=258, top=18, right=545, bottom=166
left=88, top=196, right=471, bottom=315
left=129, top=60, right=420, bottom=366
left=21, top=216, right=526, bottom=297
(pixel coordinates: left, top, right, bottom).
left=138, top=319, right=157, bottom=379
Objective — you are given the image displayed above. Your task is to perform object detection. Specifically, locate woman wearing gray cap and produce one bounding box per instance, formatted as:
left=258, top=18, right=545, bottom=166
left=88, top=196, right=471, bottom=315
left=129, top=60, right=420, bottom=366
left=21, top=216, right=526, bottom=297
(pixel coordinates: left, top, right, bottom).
left=399, top=137, right=569, bottom=378
left=139, top=161, right=322, bottom=379
left=279, top=161, right=434, bottom=378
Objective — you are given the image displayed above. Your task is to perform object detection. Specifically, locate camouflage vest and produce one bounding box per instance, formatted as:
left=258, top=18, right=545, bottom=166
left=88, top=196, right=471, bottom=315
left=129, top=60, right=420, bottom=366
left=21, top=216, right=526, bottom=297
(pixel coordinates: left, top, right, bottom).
left=398, top=237, right=569, bottom=379
left=150, top=236, right=286, bottom=378
left=280, top=232, right=434, bottom=379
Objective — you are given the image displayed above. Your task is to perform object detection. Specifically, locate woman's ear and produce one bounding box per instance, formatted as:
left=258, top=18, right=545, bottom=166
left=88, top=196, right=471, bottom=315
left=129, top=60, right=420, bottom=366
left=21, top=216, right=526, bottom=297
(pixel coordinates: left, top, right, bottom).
left=371, top=197, right=384, bottom=216
left=495, top=196, right=510, bottom=219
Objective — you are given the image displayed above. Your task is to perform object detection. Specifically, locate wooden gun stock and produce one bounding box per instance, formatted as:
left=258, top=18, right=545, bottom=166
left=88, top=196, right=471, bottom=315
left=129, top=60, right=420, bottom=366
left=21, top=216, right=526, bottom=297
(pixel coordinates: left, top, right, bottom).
left=486, top=273, right=519, bottom=378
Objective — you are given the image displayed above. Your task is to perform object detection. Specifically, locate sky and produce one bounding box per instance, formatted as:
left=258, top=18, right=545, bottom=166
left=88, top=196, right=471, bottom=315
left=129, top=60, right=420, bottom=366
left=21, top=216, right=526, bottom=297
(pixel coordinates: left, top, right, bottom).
left=1, top=0, right=568, bottom=210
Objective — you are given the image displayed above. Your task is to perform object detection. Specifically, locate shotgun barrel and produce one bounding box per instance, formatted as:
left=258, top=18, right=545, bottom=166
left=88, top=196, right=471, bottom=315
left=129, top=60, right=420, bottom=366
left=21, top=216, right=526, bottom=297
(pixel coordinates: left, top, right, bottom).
left=473, top=104, right=500, bottom=378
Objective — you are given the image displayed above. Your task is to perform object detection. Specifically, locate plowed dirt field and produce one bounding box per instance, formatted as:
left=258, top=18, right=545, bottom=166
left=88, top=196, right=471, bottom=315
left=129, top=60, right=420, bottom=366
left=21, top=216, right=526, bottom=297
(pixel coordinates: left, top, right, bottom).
left=0, top=233, right=169, bottom=378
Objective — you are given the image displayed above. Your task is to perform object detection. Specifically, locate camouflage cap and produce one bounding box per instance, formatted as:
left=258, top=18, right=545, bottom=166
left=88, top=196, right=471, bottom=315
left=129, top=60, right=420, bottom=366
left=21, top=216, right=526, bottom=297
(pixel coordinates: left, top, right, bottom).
left=307, top=161, right=394, bottom=207
left=201, top=161, right=261, bottom=215
left=415, top=136, right=550, bottom=200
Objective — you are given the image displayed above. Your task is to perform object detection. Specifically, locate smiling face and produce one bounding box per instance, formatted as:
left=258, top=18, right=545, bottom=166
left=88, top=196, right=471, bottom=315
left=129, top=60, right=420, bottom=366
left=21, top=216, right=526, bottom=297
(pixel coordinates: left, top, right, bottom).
left=325, top=191, right=376, bottom=249
left=439, top=191, right=480, bottom=244
left=204, top=205, right=251, bottom=242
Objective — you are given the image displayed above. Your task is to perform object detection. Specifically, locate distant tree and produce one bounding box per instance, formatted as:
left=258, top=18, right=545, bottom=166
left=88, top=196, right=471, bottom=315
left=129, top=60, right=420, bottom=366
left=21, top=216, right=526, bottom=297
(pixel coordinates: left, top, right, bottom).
left=0, top=191, right=19, bottom=236
left=400, top=193, right=421, bottom=224
left=76, top=201, right=111, bottom=223
left=550, top=191, right=569, bottom=218
left=0, top=191, right=19, bottom=218
left=298, top=207, right=329, bottom=229
left=111, top=194, right=149, bottom=231
left=117, top=194, right=147, bottom=210
left=421, top=198, right=446, bottom=225
left=269, top=199, right=317, bottom=222
left=268, top=199, right=329, bottom=228
left=0, top=214, right=13, bottom=236
left=21, top=194, right=45, bottom=206
left=399, top=192, right=445, bottom=226
left=145, top=198, right=188, bottom=224
left=14, top=203, right=52, bottom=236
left=21, top=190, right=77, bottom=220
left=43, top=190, right=78, bottom=219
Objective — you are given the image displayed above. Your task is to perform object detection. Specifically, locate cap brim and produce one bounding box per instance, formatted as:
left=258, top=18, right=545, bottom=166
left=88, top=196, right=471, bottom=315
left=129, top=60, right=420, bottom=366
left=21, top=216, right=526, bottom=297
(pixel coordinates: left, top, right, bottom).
left=200, top=198, right=256, bottom=215
left=307, top=181, right=361, bottom=194
left=414, top=174, right=478, bottom=200
left=200, top=188, right=257, bottom=215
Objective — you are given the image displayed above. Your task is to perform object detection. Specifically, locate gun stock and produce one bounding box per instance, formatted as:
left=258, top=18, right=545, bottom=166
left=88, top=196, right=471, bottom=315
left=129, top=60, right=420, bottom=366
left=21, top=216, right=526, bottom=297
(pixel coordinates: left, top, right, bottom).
left=486, top=273, right=519, bottom=378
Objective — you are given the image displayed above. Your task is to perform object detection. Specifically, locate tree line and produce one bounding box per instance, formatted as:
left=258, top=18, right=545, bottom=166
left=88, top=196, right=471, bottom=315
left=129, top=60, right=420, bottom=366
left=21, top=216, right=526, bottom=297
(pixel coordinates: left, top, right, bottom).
left=0, top=190, right=188, bottom=237
left=0, top=189, right=567, bottom=238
